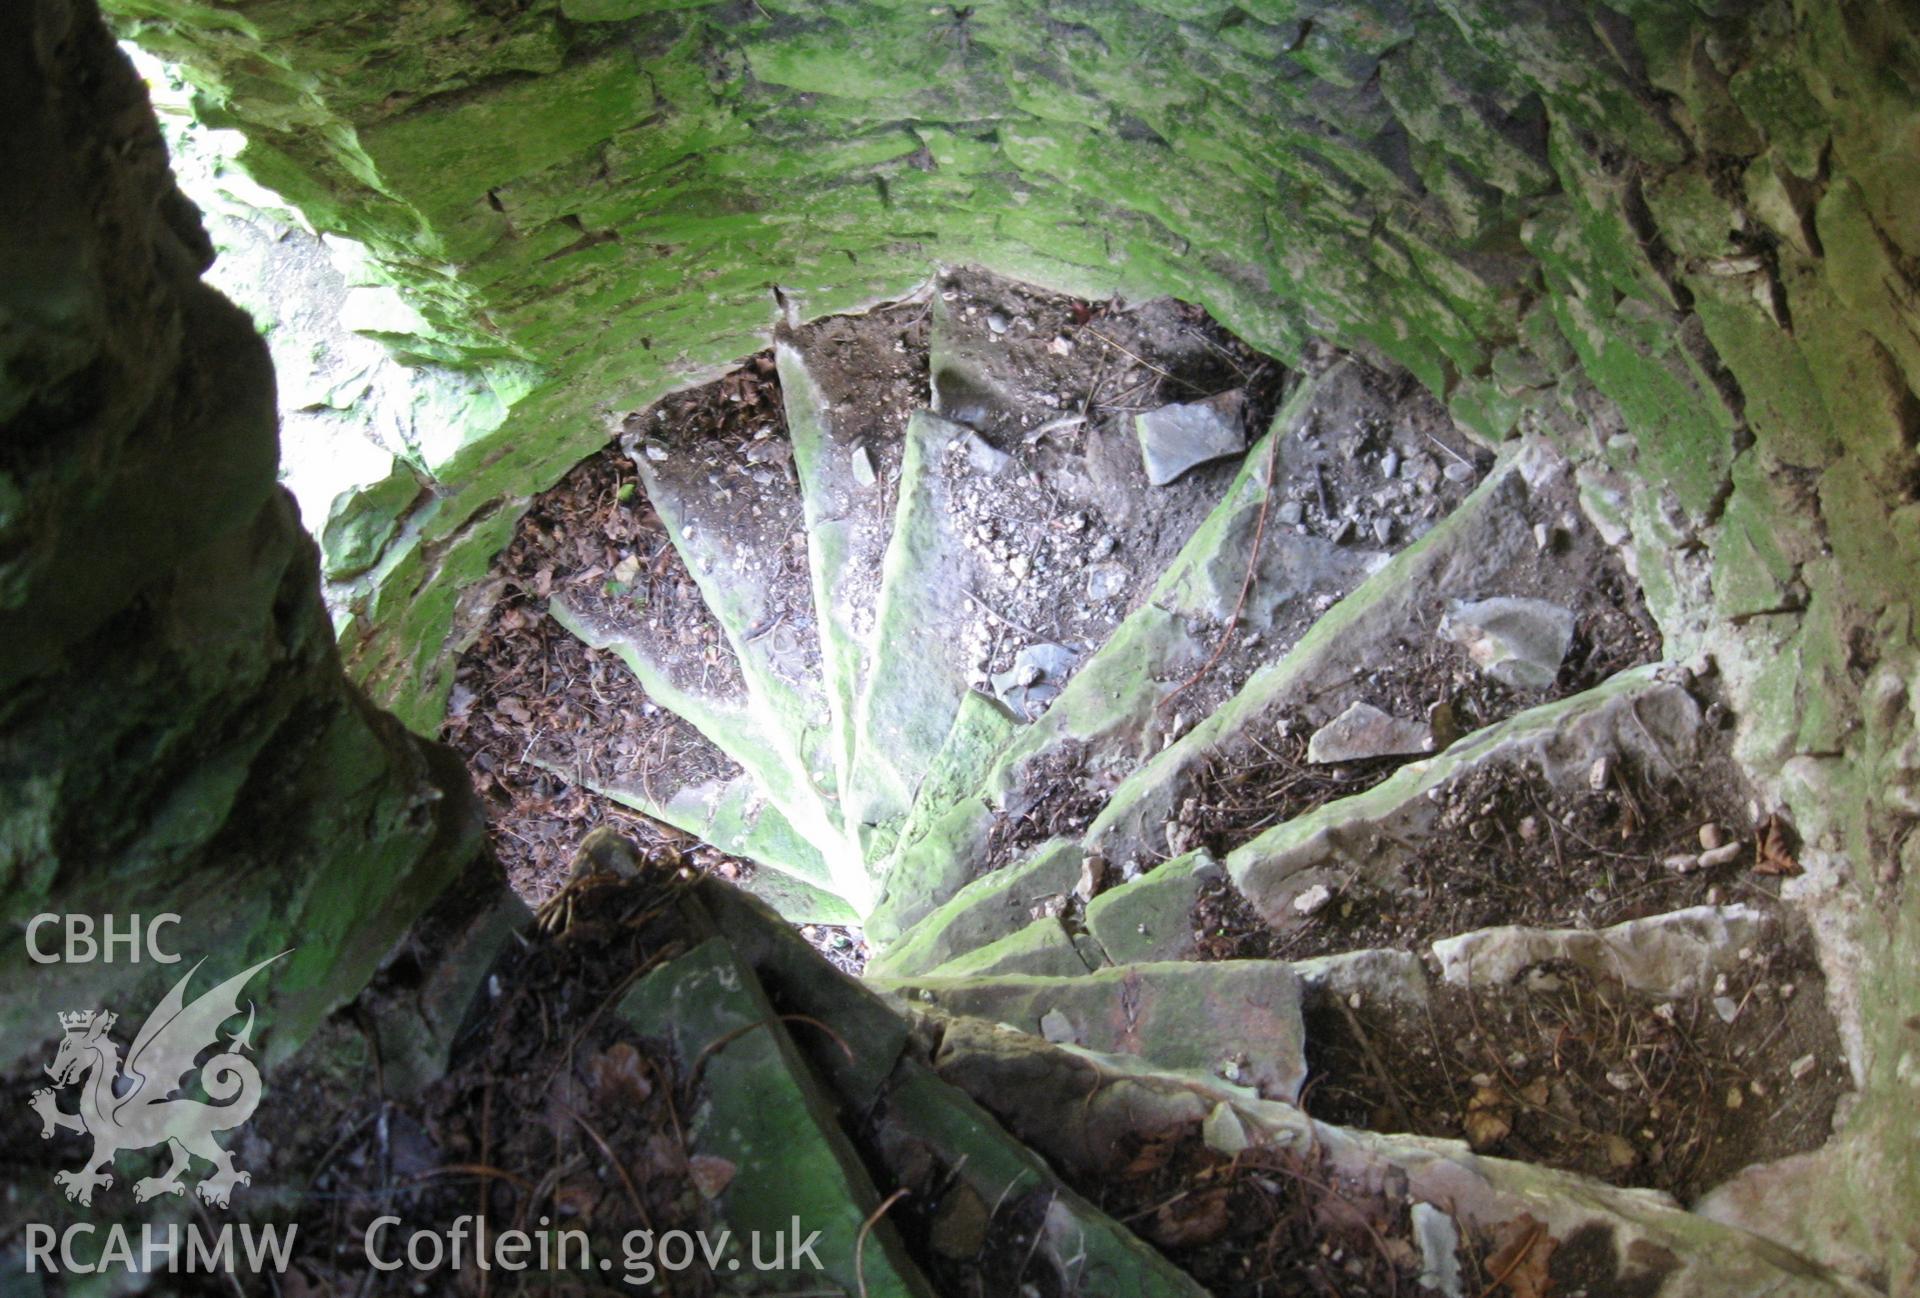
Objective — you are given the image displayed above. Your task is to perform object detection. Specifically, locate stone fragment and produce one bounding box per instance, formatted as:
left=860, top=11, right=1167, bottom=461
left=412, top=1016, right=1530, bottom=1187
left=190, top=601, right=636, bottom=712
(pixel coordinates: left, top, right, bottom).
left=1439, top=596, right=1576, bottom=690
left=958, top=429, right=1012, bottom=475
left=1039, top=1007, right=1078, bottom=1043
left=849, top=443, right=876, bottom=487
left=1135, top=389, right=1246, bottom=486
left=1086, top=562, right=1128, bottom=601
left=1306, top=701, right=1432, bottom=763
left=1292, top=883, right=1333, bottom=916
left=1411, top=1203, right=1463, bottom=1298
left=990, top=642, right=1076, bottom=718
left=1373, top=516, right=1393, bottom=545
left=1277, top=499, right=1304, bottom=526
left=1202, top=1103, right=1250, bottom=1157
left=1699, top=842, right=1742, bottom=867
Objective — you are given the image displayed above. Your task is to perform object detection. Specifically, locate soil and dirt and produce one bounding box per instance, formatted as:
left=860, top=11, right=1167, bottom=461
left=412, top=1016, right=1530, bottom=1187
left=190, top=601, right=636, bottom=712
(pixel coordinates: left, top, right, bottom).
left=1300, top=935, right=1848, bottom=1204
left=1191, top=733, right=1771, bottom=963
left=1083, top=1129, right=1431, bottom=1298
left=442, top=444, right=746, bottom=888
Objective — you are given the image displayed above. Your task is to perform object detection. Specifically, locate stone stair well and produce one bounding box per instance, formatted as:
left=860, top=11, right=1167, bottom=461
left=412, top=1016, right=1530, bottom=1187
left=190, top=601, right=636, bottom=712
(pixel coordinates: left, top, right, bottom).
left=474, top=266, right=1867, bottom=1293
left=20, top=2, right=1920, bottom=1293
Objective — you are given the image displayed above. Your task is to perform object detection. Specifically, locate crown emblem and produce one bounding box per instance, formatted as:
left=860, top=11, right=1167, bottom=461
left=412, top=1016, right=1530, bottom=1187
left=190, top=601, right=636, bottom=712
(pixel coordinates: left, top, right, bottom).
left=58, top=1010, right=97, bottom=1031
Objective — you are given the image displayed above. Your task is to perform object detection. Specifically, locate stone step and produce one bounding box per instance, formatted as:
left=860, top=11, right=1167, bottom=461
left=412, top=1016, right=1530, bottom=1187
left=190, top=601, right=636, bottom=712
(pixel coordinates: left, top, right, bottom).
left=1223, top=665, right=1708, bottom=939
left=860, top=689, right=1019, bottom=945
left=867, top=358, right=1481, bottom=950
left=619, top=387, right=848, bottom=861
left=874, top=959, right=1309, bottom=1103
left=775, top=307, right=927, bottom=838
left=690, top=878, right=1213, bottom=1297
left=926, top=1017, right=1873, bottom=1297
left=536, top=755, right=856, bottom=923
left=618, top=932, right=933, bottom=1297
left=1084, top=433, right=1630, bottom=872
left=867, top=838, right=1083, bottom=980
left=843, top=406, right=982, bottom=857
left=548, top=592, right=872, bottom=910
left=915, top=913, right=1104, bottom=980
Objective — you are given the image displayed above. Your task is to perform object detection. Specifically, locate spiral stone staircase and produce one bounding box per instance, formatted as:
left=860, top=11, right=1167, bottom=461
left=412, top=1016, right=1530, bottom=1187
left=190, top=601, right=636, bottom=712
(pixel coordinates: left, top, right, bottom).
left=500, top=267, right=1862, bottom=1294
left=15, top=0, right=1920, bottom=1290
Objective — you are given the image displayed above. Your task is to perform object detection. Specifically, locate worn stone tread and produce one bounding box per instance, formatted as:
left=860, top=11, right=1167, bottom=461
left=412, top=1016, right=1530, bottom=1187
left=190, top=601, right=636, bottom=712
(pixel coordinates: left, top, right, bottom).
left=875, top=959, right=1308, bottom=1102
left=621, top=416, right=846, bottom=851
left=549, top=592, right=872, bottom=908
left=1225, top=666, right=1700, bottom=926
left=867, top=838, right=1083, bottom=980
left=619, top=936, right=933, bottom=1297
left=545, top=758, right=856, bottom=923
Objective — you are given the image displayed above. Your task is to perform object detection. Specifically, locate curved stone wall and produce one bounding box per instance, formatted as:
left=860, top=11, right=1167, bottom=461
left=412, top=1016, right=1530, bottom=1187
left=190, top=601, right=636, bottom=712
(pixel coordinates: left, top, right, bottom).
left=25, top=0, right=1920, bottom=1284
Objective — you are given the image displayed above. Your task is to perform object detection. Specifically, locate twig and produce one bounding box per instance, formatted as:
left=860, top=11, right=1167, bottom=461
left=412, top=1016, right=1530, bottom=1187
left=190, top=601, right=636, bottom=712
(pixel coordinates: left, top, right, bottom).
left=556, top=1099, right=652, bottom=1232
left=963, top=587, right=1042, bottom=641
left=856, top=1188, right=910, bottom=1298
left=1333, top=996, right=1417, bottom=1133
left=690, top=1013, right=856, bottom=1084
left=1087, top=329, right=1182, bottom=386
left=1158, top=429, right=1282, bottom=713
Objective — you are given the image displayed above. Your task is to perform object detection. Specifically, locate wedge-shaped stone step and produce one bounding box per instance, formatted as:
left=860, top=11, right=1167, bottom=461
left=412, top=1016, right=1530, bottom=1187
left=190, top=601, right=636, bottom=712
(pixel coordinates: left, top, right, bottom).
left=689, top=878, right=1211, bottom=1298
left=618, top=936, right=932, bottom=1297
left=619, top=394, right=845, bottom=853
left=875, top=960, right=1308, bottom=1103
left=539, top=756, right=856, bottom=923
left=868, top=838, right=1083, bottom=980
left=926, top=1018, right=1873, bottom=1297
left=549, top=593, right=872, bottom=910
left=1226, top=666, right=1704, bottom=937
left=1430, top=903, right=1772, bottom=998
left=867, top=359, right=1476, bottom=947
left=1085, top=848, right=1221, bottom=965
left=863, top=690, right=1019, bottom=925
left=917, top=913, right=1104, bottom=980
left=776, top=307, right=926, bottom=828
left=1085, top=433, right=1647, bottom=871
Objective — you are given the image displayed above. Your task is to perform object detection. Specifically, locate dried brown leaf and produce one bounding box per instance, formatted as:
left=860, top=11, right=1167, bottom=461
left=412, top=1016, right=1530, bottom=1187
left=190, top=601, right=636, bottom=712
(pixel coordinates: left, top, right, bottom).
left=1485, top=1213, right=1557, bottom=1298
left=1147, top=1188, right=1231, bottom=1249
left=687, top=1154, right=736, bottom=1199
left=1464, top=1084, right=1513, bottom=1150
left=1754, top=814, right=1801, bottom=876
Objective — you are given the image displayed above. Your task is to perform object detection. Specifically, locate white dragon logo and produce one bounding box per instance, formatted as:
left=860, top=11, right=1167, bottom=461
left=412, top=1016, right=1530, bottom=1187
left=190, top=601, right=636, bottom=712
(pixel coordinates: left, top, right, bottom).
left=28, top=954, right=284, bottom=1209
